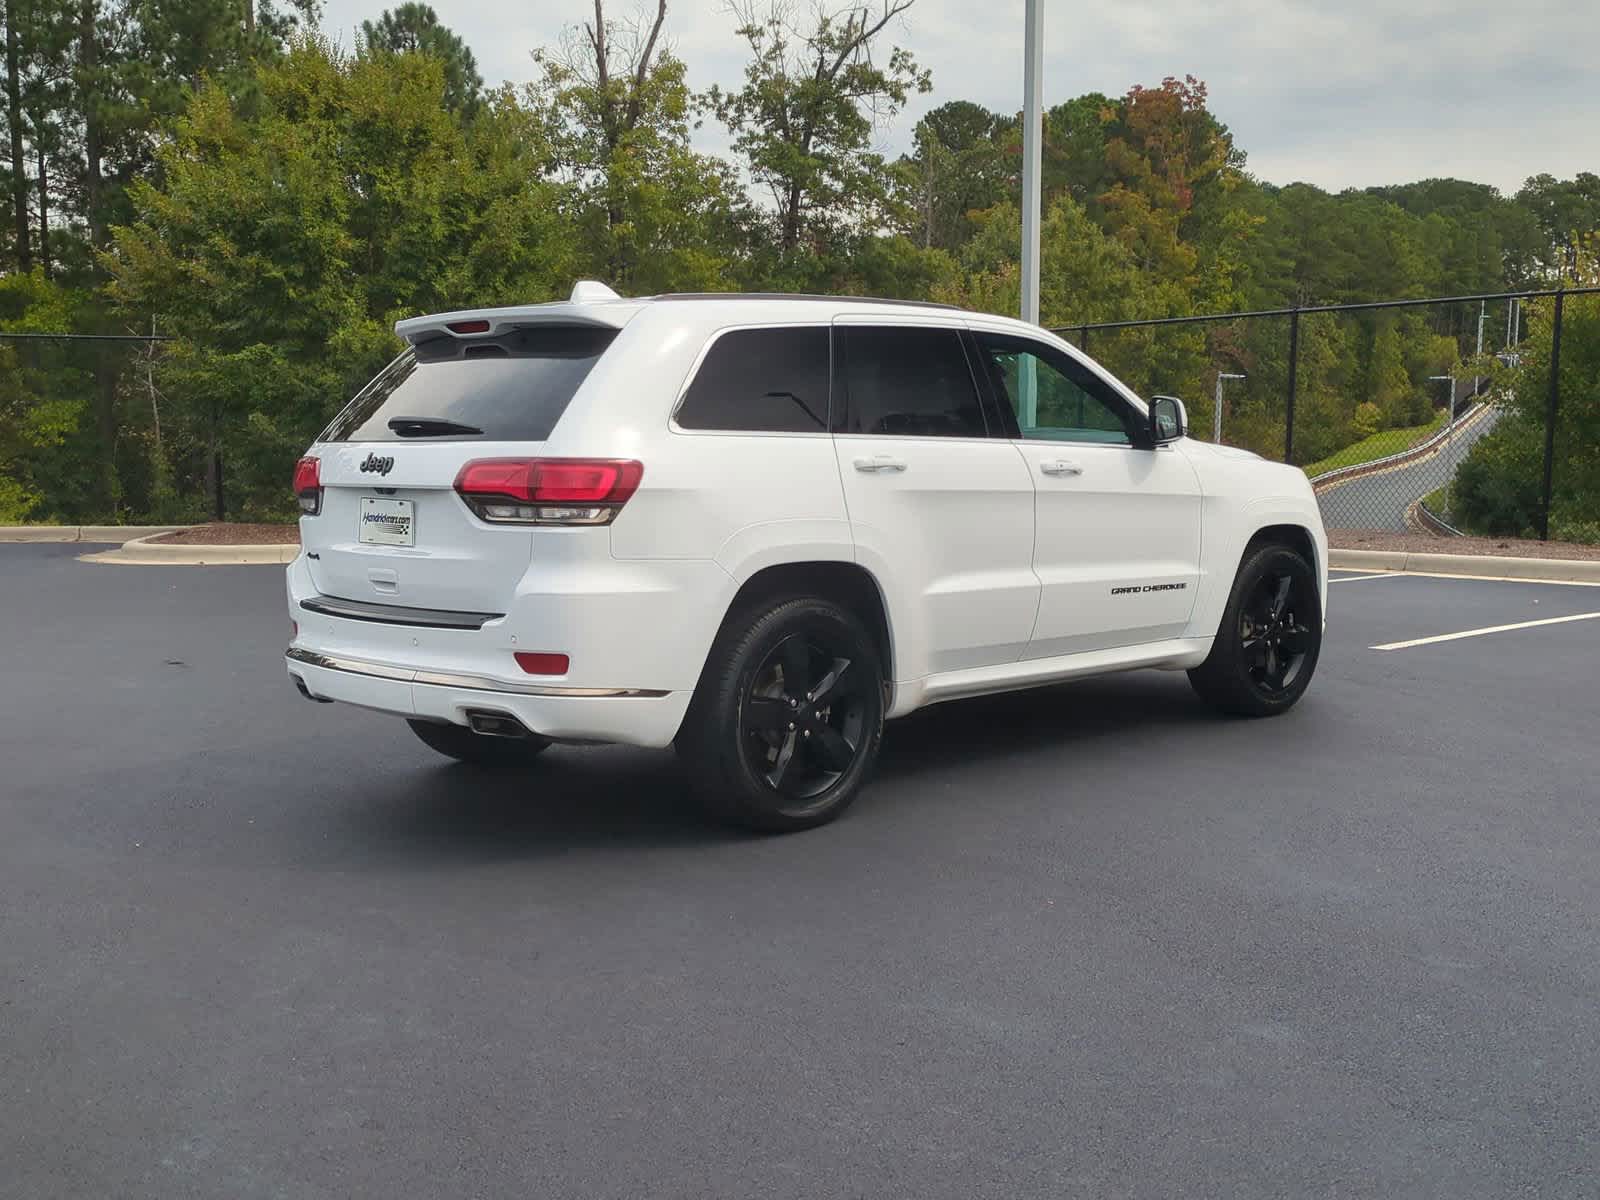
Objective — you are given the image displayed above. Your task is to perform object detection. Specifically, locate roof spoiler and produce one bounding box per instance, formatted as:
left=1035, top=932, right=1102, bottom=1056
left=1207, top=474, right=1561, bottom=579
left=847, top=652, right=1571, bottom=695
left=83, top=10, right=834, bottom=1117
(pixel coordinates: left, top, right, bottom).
left=394, top=282, right=633, bottom=343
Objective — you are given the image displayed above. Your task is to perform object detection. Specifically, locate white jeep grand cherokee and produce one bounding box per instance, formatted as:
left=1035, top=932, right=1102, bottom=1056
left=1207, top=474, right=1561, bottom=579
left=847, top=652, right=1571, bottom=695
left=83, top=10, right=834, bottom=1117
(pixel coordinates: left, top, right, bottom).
left=287, top=284, right=1326, bottom=831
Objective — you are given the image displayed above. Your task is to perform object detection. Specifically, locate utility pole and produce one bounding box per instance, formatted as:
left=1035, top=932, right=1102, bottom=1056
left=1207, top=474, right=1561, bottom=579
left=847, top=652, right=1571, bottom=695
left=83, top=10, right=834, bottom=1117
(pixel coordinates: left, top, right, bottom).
left=1430, top=374, right=1456, bottom=440
left=1213, top=372, right=1245, bottom=444
left=1019, top=0, right=1042, bottom=326
left=1475, top=300, right=1486, bottom=396
left=1017, top=0, right=1043, bottom=426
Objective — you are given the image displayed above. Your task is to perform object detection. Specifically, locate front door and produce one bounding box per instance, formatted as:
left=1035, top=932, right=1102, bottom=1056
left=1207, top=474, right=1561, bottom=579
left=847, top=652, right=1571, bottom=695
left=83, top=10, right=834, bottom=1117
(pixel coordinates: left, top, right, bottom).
left=968, top=330, right=1203, bottom=658
left=832, top=321, right=1039, bottom=677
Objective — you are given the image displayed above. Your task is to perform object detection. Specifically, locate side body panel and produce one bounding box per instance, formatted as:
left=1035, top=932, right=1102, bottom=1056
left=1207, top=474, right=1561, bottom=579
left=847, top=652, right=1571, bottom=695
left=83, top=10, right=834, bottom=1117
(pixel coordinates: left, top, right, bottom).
left=1180, top=441, right=1329, bottom=642
left=828, top=314, right=1040, bottom=678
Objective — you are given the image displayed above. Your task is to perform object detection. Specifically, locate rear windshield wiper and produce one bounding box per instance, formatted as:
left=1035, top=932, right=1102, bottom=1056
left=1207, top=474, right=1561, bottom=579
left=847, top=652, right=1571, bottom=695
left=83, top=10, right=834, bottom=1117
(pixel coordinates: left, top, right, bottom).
left=387, top=416, right=484, bottom=437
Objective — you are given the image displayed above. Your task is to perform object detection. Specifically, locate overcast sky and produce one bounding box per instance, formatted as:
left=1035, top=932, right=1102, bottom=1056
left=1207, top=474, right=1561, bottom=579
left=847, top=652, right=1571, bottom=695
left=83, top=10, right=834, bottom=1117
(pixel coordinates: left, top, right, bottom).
left=316, top=0, right=1598, bottom=196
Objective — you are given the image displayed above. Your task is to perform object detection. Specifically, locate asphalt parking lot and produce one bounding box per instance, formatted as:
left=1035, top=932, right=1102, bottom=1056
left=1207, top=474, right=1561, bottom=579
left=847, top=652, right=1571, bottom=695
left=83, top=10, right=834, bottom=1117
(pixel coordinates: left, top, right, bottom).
left=4, top=543, right=1599, bottom=1199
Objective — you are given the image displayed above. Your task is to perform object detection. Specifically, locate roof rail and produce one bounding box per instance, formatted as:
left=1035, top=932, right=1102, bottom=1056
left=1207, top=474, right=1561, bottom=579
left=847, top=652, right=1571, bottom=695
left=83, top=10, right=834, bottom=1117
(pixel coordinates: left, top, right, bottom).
left=652, top=292, right=963, bottom=311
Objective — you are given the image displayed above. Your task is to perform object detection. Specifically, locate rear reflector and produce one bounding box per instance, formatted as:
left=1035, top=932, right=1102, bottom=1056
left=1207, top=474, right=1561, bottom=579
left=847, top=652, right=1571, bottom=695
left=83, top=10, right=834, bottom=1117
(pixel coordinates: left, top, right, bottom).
left=514, top=652, right=570, bottom=675
left=293, top=456, right=321, bottom=515
left=454, top=458, right=643, bottom=526
left=447, top=319, right=491, bottom=334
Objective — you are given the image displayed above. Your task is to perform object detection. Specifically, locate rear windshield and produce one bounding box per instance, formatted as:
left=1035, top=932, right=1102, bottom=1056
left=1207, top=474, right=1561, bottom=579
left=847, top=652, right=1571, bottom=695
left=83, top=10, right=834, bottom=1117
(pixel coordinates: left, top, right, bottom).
left=320, top=325, right=617, bottom=443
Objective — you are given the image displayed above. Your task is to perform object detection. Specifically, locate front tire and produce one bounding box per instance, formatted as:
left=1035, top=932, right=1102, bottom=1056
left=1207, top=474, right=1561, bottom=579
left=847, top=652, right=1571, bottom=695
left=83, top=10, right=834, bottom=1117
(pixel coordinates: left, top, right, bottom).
left=407, top=718, right=552, bottom=766
left=677, top=597, right=885, bottom=833
left=1188, top=543, right=1322, bottom=717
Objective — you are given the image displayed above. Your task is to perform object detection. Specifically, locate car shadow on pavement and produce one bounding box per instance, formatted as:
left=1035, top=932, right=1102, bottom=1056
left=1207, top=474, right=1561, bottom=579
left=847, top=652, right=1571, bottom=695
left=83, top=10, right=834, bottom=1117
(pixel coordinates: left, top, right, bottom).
left=876, top=670, right=1219, bottom=781
left=332, top=673, right=1221, bottom=861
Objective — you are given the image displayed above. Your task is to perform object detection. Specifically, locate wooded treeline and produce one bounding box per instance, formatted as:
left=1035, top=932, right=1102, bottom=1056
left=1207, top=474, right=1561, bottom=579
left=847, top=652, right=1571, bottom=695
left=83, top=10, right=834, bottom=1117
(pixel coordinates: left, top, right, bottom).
left=1, top=0, right=1596, bottom=534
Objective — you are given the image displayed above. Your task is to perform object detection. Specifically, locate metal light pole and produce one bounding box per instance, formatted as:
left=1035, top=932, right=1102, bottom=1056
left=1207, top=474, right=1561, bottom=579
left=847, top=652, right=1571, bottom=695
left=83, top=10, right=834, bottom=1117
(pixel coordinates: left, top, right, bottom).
left=1019, top=0, right=1042, bottom=326
left=1430, top=374, right=1456, bottom=439
left=1213, top=372, right=1245, bottom=443
left=1474, top=301, right=1486, bottom=396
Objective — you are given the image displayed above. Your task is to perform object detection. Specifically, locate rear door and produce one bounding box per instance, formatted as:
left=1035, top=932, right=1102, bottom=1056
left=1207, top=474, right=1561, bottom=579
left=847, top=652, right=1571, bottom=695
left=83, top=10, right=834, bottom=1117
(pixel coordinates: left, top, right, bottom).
left=831, top=320, right=1039, bottom=676
left=303, top=324, right=614, bottom=614
left=968, top=329, right=1202, bottom=657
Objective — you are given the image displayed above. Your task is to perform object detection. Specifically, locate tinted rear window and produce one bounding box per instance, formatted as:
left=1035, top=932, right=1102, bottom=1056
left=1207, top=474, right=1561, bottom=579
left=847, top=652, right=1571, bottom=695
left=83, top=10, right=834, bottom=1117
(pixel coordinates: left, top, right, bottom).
left=321, top=325, right=617, bottom=443
left=676, top=326, right=831, bottom=432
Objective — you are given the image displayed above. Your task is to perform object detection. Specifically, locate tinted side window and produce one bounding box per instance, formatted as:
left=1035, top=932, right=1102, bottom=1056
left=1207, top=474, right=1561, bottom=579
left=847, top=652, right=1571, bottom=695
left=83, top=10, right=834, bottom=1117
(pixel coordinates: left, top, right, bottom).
left=972, top=332, right=1139, bottom=445
left=840, top=326, right=988, bottom=438
left=676, top=326, right=831, bottom=432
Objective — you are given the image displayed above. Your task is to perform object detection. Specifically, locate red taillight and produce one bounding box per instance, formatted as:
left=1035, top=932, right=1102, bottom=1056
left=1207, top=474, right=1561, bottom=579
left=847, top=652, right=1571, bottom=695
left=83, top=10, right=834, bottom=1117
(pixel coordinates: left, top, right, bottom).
left=293, top=456, right=321, bottom=516
left=447, top=319, right=491, bottom=334
left=454, top=458, right=643, bottom=525
left=514, top=652, right=570, bottom=675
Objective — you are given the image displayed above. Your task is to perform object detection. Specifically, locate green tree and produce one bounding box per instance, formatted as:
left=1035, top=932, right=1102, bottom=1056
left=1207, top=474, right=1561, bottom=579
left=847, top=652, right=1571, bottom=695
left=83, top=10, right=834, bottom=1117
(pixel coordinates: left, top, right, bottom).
left=1454, top=244, right=1600, bottom=541
left=1369, top=319, right=1411, bottom=426
left=1041, top=93, right=1110, bottom=211
left=532, top=0, right=746, bottom=292
left=706, top=0, right=930, bottom=262
left=893, top=99, right=1008, bottom=252
left=1516, top=172, right=1600, bottom=280
left=106, top=37, right=574, bottom=517
left=361, top=3, right=482, bottom=115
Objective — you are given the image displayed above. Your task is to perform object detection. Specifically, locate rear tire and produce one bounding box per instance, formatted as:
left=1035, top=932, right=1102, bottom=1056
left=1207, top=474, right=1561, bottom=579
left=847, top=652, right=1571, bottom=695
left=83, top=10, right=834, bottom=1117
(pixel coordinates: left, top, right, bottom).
left=1188, top=543, right=1322, bottom=717
left=407, top=718, right=552, bottom=766
left=677, top=596, right=885, bottom=833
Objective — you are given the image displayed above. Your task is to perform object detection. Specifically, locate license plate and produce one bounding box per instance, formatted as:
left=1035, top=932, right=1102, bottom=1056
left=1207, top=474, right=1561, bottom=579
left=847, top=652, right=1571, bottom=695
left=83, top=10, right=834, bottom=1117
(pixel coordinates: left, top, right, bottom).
left=359, top=497, right=415, bottom=546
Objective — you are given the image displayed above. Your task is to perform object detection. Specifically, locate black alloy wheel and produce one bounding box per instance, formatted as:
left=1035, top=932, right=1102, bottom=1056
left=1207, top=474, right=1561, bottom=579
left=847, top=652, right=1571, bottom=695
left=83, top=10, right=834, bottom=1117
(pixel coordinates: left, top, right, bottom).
left=678, top=597, right=885, bottom=832
left=740, top=633, right=869, bottom=804
left=1238, top=570, right=1315, bottom=698
left=1188, top=543, right=1322, bottom=717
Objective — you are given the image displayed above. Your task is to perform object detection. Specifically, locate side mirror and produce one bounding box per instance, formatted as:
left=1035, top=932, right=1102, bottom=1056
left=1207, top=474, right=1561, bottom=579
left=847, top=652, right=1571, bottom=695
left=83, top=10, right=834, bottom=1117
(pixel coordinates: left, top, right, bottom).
left=1149, top=395, right=1187, bottom=444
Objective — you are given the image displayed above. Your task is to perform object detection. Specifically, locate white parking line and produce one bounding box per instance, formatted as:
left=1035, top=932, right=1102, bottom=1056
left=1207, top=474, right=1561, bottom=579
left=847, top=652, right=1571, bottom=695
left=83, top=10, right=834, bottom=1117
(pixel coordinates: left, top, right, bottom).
left=1329, top=572, right=1403, bottom=583
left=1372, top=611, right=1600, bottom=651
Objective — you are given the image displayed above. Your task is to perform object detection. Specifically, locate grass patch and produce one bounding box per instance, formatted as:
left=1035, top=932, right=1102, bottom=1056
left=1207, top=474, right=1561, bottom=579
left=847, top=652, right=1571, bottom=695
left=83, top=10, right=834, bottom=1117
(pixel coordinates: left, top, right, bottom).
left=1302, top=410, right=1447, bottom=479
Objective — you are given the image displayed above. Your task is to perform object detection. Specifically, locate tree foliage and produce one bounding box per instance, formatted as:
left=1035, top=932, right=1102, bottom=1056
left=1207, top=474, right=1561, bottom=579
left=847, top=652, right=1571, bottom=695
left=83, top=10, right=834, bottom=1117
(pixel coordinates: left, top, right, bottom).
left=361, top=3, right=483, bottom=114
left=107, top=38, right=572, bottom=516
left=705, top=0, right=930, bottom=265
left=530, top=1, right=746, bottom=293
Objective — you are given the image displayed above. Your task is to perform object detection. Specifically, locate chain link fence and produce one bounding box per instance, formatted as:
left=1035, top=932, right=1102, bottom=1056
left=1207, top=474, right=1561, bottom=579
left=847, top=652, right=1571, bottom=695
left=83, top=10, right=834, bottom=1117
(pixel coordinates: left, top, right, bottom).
left=1054, top=285, right=1600, bottom=542
left=0, top=330, right=236, bottom=525
left=4, top=286, right=1598, bottom=538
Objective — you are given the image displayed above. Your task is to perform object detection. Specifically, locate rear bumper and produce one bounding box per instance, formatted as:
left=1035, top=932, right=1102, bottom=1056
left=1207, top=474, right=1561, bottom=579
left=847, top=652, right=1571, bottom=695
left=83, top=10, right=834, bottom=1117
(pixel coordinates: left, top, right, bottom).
left=285, top=647, right=690, bottom=748
left=284, top=546, right=732, bottom=747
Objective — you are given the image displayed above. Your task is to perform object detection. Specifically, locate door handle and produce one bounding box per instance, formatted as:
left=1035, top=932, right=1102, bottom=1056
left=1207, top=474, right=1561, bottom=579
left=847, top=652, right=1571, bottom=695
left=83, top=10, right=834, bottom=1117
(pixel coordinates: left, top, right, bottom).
left=853, top=456, right=907, bottom=473
left=1039, top=459, right=1083, bottom=476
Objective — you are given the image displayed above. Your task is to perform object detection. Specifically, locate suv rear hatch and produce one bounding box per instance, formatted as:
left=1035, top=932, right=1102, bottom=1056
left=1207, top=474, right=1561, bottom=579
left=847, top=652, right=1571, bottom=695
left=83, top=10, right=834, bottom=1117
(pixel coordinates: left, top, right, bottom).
left=299, top=322, right=618, bottom=616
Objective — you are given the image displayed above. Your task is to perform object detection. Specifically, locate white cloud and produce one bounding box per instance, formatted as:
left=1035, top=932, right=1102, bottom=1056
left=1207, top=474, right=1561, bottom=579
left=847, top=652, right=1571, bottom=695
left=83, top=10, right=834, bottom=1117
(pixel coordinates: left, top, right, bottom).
left=317, top=0, right=1600, bottom=194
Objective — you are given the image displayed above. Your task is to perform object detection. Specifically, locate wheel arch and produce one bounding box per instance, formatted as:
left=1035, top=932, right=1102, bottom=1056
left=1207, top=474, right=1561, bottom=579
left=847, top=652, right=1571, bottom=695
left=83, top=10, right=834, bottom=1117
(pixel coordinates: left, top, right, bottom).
left=1245, top=522, right=1319, bottom=577
left=1192, top=505, right=1327, bottom=641
left=717, top=560, right=896, bottom=687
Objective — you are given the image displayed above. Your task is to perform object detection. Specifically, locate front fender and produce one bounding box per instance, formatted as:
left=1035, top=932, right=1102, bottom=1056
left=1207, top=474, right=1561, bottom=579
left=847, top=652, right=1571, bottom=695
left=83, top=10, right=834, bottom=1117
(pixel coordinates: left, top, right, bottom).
left=1189, top=495, right=1328, bottom=641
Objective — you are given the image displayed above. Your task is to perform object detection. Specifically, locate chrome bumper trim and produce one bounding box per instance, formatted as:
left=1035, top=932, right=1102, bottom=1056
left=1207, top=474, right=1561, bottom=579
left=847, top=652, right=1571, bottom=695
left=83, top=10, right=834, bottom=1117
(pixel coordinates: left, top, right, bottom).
left=285, top=646, right=669, bottom=698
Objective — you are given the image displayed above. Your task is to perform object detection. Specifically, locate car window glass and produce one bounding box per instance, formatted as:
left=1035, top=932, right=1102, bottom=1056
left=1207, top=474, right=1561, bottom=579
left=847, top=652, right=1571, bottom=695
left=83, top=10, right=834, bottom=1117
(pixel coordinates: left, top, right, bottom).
left=840, top=326, right=988, bottom=438
left=321, top=325, right=616, bottom=443
left=973, top=333, right=1136, bottom=445
left=676, top=326, right=831, bottom=432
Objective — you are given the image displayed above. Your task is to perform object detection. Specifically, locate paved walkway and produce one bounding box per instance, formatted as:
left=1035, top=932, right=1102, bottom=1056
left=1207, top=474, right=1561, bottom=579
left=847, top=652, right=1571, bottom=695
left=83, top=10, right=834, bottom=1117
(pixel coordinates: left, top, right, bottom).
left=1318, top=405, right=1500, bottom=531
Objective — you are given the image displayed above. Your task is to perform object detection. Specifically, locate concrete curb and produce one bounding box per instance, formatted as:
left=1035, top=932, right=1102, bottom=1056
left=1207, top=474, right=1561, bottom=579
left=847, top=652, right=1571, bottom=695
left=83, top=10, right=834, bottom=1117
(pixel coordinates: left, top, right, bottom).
left=1330, top=547, right=1600, bottom=583
left=80, top=533, right=299, bottom=566
left=0, top=524, right=189, bottom=543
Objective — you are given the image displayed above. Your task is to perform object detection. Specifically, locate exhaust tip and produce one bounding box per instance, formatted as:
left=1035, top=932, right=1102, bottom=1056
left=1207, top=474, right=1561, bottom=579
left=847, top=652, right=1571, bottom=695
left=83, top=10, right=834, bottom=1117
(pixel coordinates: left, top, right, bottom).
left=465, top=710, right=529, bottom=739
left=292, top=674, right=334, bottom=704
